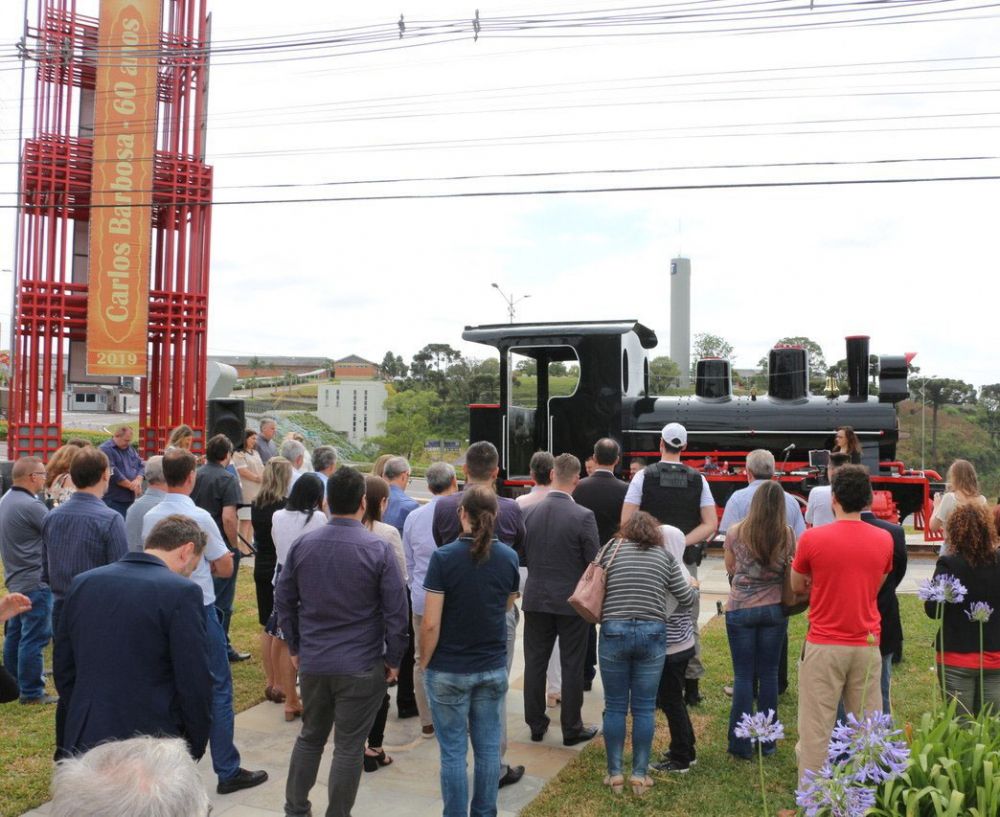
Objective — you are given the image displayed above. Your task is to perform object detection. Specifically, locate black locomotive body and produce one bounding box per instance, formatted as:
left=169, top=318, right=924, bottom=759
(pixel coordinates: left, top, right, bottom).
left=463, top=320, right=932, bottom=526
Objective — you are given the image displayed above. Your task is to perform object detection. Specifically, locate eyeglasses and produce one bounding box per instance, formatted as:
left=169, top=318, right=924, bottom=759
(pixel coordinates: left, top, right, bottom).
left=31, top=471, right=46, bottom=477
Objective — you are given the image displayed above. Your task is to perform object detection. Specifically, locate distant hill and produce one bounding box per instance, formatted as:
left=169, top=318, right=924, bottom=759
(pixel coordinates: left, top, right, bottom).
left=896, top=400, right=999, bottom=497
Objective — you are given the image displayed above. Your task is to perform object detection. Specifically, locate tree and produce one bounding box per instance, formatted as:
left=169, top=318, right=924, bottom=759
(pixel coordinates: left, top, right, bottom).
left=515, top=358, right=537, bottom=377
left=692, top=333, right=735, bottom=361
left=380, top=351, right=408, bottom=380
left=370, top=389, right=439, bottom=461
left=757, top=337, right=826, bottom=378
left=913, top=377, right=978, bottom=465
left=978, top=383, right=1000, bottom=444
left=246, top=356, right=267, bottom=398
left=648, top=356, right=680, bottom=393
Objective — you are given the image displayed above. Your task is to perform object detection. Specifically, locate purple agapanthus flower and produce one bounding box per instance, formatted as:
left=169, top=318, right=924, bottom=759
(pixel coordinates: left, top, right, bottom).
left=733, top=709, right=785, bottom=744
left=966, top=601, right=994, bottom=624
left=796, top=766, right=877, bottom=817
left=918, top=574, right=968, bottom=605
left=827, top=712, right=910, bottom=785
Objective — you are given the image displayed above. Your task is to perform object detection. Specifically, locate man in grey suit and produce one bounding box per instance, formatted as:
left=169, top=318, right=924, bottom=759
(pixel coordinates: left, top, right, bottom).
left=522, top=453, right=601, bottom=746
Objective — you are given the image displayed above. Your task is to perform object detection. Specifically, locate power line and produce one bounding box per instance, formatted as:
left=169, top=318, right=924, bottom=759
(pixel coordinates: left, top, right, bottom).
left=2, top=172, right=997, bottom=210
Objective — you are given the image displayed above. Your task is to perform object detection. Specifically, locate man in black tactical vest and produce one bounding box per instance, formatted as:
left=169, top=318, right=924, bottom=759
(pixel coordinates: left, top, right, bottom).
left=621, top=423, right=718, bottom=709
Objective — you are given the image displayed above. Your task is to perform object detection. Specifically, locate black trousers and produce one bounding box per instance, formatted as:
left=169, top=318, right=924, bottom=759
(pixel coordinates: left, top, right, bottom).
left=657, top=649, right=696, bottom=764
left=585, top=624, right=597, bottom=684
left=0, top=664, right=17, bottom=704
left=523, top=611, right=589, bottom=737
left=395, top=589, right=416, bottom=714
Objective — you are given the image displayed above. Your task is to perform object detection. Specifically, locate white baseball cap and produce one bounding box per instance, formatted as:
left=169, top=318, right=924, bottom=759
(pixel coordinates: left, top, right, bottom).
left=661, top=422, right=687, bottom=447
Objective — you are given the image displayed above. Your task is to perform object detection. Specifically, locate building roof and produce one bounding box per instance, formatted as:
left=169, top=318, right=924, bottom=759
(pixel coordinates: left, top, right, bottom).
left=336, top=355, right=378, bottom=366
left=208, top=355, right=331, bottom=368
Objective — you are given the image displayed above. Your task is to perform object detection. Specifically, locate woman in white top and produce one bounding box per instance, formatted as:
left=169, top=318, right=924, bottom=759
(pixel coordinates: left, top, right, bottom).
left=270, top=473, right=327, bottom=721
left=360, top=475, right=407, bottom=771
left=930, top=459, right=988, bottom=555
left=233, top=429, right=265, bottom=549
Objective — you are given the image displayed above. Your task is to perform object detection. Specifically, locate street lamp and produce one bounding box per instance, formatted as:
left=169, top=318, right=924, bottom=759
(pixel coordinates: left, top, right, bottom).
left=490, top=283, right=530, bottom=324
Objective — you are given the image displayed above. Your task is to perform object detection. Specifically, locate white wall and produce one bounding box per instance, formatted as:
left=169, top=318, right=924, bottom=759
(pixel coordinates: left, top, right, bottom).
left=317, top=381, right=387, bottom=443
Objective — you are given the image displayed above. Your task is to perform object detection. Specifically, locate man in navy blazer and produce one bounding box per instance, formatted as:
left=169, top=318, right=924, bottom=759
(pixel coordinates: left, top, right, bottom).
left=522, top=453, right=601, bottom=746
left=54, top=515, right=213, bottom=759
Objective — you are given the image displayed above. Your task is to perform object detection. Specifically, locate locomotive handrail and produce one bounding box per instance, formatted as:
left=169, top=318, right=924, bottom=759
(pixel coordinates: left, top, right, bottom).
left=623, top=428, right=884, bottom=436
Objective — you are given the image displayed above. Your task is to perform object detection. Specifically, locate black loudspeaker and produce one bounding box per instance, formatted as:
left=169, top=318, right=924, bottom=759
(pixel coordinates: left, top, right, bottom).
left=0, top=460, right=14, bottom=497
left=207, top=398, right=246, bottom=449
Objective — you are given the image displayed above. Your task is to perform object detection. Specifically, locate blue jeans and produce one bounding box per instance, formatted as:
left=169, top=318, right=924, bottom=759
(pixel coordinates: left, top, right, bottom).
left=103, top=497, right=132, bottom=518
left=425, top=666, right=508, bottom=817
left=2, top=587, right=53, bottom=701
left=213, top=550, right=241, bottom=650
left=598, top=619, right=667, bottom=778
left=205, top=605, right=242, bottom=781
left=726, top=603, right=787, bottom=758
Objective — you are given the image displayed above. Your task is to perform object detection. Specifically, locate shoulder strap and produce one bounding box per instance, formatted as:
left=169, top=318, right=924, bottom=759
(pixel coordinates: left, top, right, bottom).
left=603, top=537, right=626, bottom=568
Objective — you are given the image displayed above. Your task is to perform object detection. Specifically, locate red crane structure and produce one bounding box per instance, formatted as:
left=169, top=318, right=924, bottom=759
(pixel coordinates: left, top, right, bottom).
left=10, top=0, right=213, bottom=459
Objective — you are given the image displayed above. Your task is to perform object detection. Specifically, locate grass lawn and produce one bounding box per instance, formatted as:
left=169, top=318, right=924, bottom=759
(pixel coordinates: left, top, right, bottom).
left=1, top=580, right=939, bottom=817
left=0, top=566, right=267, bottom=817
left=522, top=596, right=938, bottom=817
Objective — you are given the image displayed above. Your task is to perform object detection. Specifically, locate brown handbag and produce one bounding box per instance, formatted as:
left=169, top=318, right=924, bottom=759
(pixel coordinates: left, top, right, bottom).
left=568, top=538, right=625, bottom=624
left=780, top=527, right=809, bottom=617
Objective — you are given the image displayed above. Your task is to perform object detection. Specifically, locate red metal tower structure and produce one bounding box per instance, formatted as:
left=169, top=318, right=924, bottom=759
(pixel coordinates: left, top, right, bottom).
left=11, top=0, right=212, bottom=459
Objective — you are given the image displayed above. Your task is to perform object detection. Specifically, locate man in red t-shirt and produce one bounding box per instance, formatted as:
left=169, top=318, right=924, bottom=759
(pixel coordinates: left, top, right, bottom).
left=791, top=465, right=893, bottom=783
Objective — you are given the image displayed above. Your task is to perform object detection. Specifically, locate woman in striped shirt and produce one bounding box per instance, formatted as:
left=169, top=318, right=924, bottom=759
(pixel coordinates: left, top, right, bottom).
left=598, top=511, right=698, bottom=795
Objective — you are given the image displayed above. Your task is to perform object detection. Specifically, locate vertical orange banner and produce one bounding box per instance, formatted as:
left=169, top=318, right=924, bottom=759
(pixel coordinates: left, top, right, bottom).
left=86, top=0, right=163, bottom=376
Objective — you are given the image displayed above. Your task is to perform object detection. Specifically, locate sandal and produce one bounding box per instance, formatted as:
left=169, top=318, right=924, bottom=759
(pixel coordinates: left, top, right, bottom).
left=284, top=706, right=303, bottom=722
left=363, top=748, right=393, bottom=772
left=603, top=774, right=624, bottom=794
left=265, top=685, right=286, bottom=704
left=630, top=776, right=654, bottom=796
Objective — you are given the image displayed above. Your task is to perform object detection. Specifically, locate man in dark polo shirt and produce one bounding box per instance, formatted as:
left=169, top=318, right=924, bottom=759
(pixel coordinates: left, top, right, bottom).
left=190, top=434, right=245, bottom=662
left=432, top=440, right=527, bottom=788
left=275, top=466, right=408, bottom=817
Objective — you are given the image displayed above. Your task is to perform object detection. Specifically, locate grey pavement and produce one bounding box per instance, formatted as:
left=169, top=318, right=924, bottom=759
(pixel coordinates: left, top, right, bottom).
left=19, top=552, right=939, bottom=817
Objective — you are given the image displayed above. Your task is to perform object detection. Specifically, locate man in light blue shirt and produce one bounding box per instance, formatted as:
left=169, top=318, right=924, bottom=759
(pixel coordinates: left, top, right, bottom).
left=125, top=456, right=166, bottom=552
left=719, top=449, right=806, bottom=538
left=384, top=457, right=419, bottom=534
left=141, top=449, right=267, bottom=796
left=403, top=461, right=457, bottom=738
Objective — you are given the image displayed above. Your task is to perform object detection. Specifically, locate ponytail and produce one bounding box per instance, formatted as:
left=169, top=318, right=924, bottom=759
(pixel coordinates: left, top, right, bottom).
left=460, top=484, right=499, bottom=563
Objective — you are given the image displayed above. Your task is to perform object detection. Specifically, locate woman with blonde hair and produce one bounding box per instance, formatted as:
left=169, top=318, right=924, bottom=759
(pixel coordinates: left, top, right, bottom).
left=165, top=424, right=194, bottom=451
left=930, top=459, right=987, bottom=554
left=251, top=456, right=293, bottom=707
left=43, top=443, right=87, bottom=507
left=371, top=454, right=393, bottom=479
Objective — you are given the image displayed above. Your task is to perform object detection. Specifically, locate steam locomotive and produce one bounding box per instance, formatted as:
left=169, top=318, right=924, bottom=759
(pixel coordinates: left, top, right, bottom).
left=463, top=320, right=935, bottom=528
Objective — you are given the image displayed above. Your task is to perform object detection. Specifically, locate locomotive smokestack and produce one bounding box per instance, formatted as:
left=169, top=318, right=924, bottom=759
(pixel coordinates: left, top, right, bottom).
left=846, top=335, right=870, bottom=403
left=768, top=346, right=808, bottom=401
left=695, top=358, right=732, bottom=401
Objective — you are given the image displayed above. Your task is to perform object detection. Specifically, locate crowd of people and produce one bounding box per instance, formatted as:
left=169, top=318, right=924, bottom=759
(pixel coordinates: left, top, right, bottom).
left=2, top=416, right=999, bottom=817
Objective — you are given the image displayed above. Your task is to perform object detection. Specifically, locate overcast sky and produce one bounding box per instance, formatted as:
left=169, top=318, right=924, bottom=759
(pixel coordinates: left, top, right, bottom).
left=1, top=1, right=997, bottom=388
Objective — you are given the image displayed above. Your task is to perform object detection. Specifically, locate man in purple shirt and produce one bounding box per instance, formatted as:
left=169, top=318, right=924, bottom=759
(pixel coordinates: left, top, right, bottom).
left=98, top=426, right=145, bottom=518
left=275, top=466, right=408, bottom=817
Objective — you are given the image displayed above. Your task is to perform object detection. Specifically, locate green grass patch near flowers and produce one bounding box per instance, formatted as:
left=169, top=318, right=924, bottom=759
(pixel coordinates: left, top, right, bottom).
left=522, top=596, right=939, bottom=817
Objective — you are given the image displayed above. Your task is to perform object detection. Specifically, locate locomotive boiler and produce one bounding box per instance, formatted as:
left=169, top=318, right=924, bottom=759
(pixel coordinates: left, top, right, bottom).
left=463, top=320, right=933, bottom=527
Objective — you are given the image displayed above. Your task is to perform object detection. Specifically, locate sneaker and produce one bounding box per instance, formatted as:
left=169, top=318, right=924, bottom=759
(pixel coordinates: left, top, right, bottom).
left=652, top=758, right=690, bottom=774
left=723, top=685, right=734, bottom=697
left=20, top=694, right=58, bottom=706
left=498, top=765, right=525, bottom=788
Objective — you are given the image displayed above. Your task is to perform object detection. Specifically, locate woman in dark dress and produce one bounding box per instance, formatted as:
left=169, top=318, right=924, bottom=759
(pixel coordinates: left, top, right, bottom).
left=833, top=426, right=862, bottom=464
left=251, top=456, right=292, bottom=705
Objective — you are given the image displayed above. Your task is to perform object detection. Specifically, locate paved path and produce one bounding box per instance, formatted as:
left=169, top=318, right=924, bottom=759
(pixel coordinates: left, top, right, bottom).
left=20, top=553, right=938, bottom=817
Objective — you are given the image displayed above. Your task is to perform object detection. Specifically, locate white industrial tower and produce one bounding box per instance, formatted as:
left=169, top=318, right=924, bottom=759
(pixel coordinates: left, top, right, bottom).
left=670, top=257, right=691, bottom=388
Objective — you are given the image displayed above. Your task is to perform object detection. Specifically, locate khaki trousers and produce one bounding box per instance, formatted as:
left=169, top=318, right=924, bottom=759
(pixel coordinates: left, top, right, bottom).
left=411, top=613, right=433, bottom=728
left=796, top=641, right=882, bottom=784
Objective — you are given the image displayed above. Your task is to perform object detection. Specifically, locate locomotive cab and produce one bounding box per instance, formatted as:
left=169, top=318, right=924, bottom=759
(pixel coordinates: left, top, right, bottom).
left=462, top=320, right=656, bottom=482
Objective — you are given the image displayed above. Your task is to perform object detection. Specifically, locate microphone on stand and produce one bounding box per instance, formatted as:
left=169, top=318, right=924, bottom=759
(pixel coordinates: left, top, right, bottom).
left=781, top=443, right=795, bottom=474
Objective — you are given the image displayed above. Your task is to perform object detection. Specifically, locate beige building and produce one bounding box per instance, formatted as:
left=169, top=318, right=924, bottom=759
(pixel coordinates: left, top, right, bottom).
left=317, top=380, right=387, bottom=443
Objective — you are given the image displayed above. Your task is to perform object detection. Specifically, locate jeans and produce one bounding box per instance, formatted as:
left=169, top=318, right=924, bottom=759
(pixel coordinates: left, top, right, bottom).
left=204, top=605, right=242, bottom=781
left=726, top=604, right=787, bottom=758
left=213, top=550, right=242, bottom=650
left=103, top=497, right=132, bottom=518
left=425, top=666, right=508, bottom=817
left=500, top=604, right=517, bottom=777
left=2, top=586, right=53, bottom=701
left=286, top=665, right=387, bottom=817
left=599, top=620, right=667, bottom=778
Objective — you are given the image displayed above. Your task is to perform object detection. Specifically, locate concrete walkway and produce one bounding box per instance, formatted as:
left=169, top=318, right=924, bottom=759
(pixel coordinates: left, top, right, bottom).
left=21, top=553, right=937, bottom=817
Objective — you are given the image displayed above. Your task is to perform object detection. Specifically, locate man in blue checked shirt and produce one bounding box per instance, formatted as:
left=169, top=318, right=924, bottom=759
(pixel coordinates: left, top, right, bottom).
left=98, top=425, right=145, bottom=518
